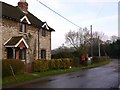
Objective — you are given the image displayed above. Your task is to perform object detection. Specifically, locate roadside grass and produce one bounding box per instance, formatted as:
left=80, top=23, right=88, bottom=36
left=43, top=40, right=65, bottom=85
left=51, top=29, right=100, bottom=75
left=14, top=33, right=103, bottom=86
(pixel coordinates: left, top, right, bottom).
left=2, top=73, right=37, bottom=85
left=2, top=59, right=111, bottom=85
left=86, top=59, right=111, bottom=69
left=2, top=67, right=81, bottom=85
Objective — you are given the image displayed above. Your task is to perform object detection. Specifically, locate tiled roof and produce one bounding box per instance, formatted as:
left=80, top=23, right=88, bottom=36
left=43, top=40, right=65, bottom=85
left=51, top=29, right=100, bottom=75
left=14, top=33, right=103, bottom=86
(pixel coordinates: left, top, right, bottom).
left=4, top=36, right=29, bottom=48
left=1, top=1, right=55, bottom=31
left=5, top=36, right=23, bottom=46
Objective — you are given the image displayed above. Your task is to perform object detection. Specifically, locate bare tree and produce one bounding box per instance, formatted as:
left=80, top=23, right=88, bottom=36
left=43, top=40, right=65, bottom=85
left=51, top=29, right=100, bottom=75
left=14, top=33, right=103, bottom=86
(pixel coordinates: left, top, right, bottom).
left=65, top=28, right=91, bottom=50
left=65, top=28, right=107, bottom=57
left=92, top=31, right=105, bottom=40
left=110, top=35, right=118, bottom=42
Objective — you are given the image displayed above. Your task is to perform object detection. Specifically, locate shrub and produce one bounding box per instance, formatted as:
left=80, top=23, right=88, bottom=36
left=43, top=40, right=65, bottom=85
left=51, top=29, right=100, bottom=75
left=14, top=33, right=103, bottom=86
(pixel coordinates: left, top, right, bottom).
left=54, top=59, right=60, bottom=69
left=2, top=60, right=11, bottom=77
left=48, top=59, right=62, bottom=70
left=32, top=60, right=49, bottom=72
left=2, top=59, right=25, bottom=77
left=48, top=59, right=55, bottom=69
left=33, top=58, right=73, bottom=72
left=62, top=58, right=71, bottom=69
left=52, top=58, right=72, bottom=69
left=92, top=56, right=110, bottom=64
left=42, top=60, right=49, bottom=71
left=72, top=57, right=81, bottom=67
left=54, top=59, right=64, bottom=69
left=33, top=60, right=39, bottom=72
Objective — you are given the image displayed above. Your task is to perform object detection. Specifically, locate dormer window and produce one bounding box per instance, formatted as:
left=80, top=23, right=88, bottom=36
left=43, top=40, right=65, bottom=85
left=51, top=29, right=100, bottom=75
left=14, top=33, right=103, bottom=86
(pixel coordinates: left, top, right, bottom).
left=42, top=22, right=49, bottom=37
left=20, top=23, right=26, bottom=33
left=19, top=15, right=31, bottom=33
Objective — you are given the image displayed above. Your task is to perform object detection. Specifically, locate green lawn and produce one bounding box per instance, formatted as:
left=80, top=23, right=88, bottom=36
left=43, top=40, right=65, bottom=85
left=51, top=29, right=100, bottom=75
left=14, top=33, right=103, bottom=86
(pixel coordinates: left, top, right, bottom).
left=2, top=67, right=81, bottom=85
left=3, top=60, right=111, bottom=86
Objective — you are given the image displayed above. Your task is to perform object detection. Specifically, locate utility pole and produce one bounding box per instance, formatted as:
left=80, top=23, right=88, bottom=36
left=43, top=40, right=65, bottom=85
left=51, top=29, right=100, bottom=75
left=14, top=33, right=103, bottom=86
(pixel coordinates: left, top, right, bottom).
left=98, top=36, right=101, bottom=57
left=90, top=25, right=93, bottom=57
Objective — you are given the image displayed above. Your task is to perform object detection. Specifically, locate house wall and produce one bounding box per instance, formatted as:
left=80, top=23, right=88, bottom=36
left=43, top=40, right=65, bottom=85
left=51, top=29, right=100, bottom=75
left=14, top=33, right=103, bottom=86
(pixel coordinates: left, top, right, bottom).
left=27, top=25, right=51, bottom=60
left=2, top=17, right=52, bottom=61
left=2, top=18, right=19, bottom=60
left=40, top=30, right=51, bottom=59
left=0, top=20, right=2, bottom=60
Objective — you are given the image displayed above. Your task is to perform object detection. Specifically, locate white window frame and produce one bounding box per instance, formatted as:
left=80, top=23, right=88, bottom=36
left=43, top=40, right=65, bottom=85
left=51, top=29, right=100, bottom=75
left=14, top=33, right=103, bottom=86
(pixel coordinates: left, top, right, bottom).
left=20, top=23, right=26, bottom=33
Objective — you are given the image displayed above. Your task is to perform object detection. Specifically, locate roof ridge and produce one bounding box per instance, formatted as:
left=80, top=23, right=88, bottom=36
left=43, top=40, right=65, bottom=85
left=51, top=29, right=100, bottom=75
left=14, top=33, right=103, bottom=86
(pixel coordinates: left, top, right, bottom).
left=28, top=11, right=44, bottom=24
left=1, top=1, right=16, bottom=8
left=2, top=1, right=55, bottom=31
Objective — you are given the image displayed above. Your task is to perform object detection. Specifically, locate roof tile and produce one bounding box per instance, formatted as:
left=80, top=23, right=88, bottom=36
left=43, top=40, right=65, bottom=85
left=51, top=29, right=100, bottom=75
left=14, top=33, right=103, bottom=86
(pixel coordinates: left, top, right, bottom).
left=5, top=36, right=23, bottom=46
left=1, top=1, right=55, bottom=31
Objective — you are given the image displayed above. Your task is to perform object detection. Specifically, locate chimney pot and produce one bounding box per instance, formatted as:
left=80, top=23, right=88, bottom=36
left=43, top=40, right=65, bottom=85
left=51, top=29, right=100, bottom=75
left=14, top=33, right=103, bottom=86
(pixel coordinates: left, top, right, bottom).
left=18, top=0, right=28, bottom=14
left=20, top=0, right=26, bottom=2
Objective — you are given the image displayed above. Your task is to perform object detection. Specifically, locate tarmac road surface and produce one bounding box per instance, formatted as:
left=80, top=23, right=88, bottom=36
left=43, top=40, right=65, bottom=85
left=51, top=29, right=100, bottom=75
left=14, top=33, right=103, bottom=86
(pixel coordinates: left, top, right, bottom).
left=3, top=59, right=119, bottom=88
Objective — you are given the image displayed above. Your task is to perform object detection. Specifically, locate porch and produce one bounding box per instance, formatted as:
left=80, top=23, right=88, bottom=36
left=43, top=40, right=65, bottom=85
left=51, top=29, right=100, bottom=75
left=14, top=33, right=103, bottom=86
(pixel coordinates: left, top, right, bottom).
left=4, top=36, right=29, bottom=60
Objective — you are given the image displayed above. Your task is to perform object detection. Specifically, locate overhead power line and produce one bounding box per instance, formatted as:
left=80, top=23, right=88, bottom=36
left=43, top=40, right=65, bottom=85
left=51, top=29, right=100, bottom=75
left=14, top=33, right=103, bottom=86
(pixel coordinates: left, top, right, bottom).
left=36, top=0, right=81, bottom=28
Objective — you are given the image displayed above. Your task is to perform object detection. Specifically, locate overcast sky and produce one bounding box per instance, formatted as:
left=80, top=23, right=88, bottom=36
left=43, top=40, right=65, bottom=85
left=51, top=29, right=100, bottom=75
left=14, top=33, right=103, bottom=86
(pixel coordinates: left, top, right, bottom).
left=1, top=0, right=119, bottom=49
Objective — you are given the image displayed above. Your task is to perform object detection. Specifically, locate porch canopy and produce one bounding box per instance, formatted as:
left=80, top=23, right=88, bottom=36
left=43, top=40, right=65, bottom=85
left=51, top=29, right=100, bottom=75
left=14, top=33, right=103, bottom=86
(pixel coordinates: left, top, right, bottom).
left=4, top=36, right=29, bottom=60
left=4, top=36, right=29, bottom=48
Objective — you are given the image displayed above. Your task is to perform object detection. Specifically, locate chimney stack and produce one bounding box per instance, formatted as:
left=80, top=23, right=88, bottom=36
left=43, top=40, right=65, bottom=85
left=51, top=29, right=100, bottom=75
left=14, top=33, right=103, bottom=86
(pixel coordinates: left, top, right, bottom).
left=18, top=0, right=28, bottom=14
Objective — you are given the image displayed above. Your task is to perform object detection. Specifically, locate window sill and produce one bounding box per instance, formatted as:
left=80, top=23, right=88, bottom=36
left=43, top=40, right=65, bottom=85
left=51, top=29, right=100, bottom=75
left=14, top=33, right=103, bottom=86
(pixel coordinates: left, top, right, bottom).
left=21, top=60, right=25, bottom=64
left=19, top=32, right=27, bottom=34
left=42, top=36, right=46, bottom=37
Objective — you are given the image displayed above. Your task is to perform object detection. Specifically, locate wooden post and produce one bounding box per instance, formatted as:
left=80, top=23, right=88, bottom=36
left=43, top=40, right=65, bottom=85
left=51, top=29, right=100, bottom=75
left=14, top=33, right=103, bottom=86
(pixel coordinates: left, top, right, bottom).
left=98, top=36, right=101, bottom=57
left=90, top=25, right=93, bottom=57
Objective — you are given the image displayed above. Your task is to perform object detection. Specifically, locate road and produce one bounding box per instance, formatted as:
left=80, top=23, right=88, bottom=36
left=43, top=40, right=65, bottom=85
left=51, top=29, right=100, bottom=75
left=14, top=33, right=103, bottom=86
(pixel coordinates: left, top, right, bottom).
left=4, top=59, right=119, bottom=88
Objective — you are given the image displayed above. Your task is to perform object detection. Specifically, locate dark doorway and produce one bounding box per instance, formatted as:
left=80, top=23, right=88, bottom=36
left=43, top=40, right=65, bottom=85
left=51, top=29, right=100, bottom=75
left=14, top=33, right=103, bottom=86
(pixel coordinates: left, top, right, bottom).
left=7, top=47, right=13, bottom=59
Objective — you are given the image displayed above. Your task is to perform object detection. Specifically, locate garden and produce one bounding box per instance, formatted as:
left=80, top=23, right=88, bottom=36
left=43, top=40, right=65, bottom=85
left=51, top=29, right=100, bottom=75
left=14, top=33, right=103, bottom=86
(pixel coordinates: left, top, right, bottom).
left=2, top=56, right=111, bottom=85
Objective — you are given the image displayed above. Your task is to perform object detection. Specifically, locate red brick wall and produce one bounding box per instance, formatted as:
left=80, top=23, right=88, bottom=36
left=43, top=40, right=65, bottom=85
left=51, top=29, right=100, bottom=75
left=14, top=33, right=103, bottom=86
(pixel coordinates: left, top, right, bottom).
left=16, top=49, right=19, bottom=59
left=18, top=41, right=26, bottom=48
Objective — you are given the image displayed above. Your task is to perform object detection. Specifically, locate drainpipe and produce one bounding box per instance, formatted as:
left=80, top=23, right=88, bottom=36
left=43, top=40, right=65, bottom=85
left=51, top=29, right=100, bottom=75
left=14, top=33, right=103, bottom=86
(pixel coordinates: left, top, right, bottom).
left=38, top=29, right=40, bottom=60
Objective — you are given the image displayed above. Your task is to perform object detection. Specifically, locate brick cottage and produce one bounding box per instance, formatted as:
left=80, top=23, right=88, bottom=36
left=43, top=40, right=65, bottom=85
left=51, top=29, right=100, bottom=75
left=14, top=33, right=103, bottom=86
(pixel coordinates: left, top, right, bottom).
left=1, top=0, right=55, bottom=67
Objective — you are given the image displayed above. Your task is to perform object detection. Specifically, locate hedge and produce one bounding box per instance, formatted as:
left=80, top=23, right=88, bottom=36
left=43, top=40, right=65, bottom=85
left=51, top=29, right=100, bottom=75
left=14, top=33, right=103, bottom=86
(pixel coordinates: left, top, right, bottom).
left=32, top=58, right=72, bottom=72
left=92, top=56, right=110, bottom=64
left=32, top=60, right=49, bottom=72
left=2, top=59, right=25, bottom=77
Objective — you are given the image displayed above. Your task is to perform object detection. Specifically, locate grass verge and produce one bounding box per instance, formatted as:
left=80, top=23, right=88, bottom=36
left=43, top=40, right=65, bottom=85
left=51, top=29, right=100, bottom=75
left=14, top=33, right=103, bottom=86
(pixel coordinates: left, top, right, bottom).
left=3, top=59, right=111, bottom=86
